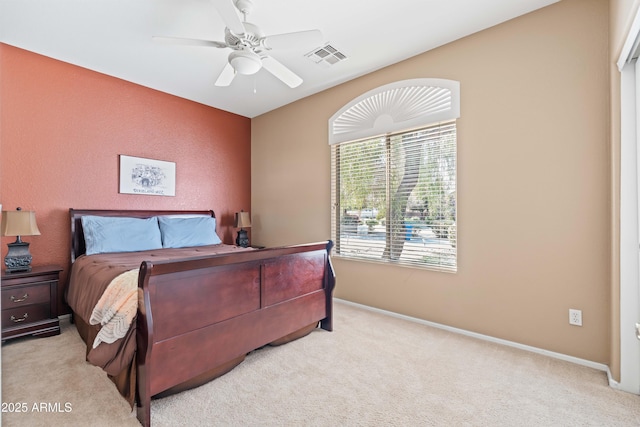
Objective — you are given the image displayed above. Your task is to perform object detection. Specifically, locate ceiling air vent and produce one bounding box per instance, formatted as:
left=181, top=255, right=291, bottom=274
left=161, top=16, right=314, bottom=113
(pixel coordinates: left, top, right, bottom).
left=305, top=44, right=348, bottom=67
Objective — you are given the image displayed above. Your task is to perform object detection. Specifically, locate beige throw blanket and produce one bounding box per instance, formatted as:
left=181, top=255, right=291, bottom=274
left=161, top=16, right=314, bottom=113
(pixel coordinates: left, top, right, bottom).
left=89, top=269, right=139, bottom=349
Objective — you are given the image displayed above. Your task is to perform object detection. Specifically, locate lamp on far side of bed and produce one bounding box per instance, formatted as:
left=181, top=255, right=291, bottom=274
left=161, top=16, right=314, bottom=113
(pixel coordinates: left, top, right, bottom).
left=1, top=207, right=41, bottom=273
left=234, top=210, right=251, bottom=247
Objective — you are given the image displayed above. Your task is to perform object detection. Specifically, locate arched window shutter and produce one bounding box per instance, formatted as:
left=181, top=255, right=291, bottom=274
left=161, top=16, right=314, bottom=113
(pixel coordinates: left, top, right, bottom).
left=329, top=78, right=460, bottom=145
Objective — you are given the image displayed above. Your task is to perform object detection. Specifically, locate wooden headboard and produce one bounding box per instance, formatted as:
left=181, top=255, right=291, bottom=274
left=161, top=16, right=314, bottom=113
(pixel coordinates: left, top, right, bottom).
left=69, top=209, right=215, bottom=263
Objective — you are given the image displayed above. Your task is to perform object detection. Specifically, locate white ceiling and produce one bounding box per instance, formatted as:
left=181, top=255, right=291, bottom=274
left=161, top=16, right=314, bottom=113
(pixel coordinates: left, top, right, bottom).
left=0, top=0, right=559, bottom=118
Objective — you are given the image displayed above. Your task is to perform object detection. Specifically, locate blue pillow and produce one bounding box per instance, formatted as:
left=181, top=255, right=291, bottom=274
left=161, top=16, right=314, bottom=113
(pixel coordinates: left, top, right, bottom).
left=157, top=216, right=222, bottom=248
left=82, top=216, right=163, bottom=255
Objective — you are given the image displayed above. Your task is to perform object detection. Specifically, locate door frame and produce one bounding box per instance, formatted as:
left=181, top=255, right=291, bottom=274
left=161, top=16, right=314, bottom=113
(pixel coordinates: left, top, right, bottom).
left=617, top=6, right=640, bottom=395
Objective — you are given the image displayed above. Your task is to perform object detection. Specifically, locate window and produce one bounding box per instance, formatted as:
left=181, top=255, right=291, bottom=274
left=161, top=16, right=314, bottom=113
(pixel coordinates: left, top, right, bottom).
left=329, top=79, right=459, bottom=271
left=331, top=122, right=457, bottom=270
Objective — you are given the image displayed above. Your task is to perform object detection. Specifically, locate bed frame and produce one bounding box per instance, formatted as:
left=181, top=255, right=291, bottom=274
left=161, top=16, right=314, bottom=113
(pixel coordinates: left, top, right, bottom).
left=69, top=209, right=336, bottom=427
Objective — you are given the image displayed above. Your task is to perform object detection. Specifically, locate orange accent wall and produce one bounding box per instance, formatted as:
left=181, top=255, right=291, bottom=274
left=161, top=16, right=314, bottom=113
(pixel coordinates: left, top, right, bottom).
left=0, top=44, right=251, bottom=313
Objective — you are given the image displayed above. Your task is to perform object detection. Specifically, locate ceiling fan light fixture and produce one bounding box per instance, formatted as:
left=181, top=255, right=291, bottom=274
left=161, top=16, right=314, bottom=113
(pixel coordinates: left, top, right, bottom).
left=229, top=50, right=262, bottom=75
left=234, top=0, right=254, bottom=17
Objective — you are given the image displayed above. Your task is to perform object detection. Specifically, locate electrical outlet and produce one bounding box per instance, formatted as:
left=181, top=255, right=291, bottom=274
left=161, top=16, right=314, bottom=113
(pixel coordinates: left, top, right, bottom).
left=569, top=309, right=582, bottom=326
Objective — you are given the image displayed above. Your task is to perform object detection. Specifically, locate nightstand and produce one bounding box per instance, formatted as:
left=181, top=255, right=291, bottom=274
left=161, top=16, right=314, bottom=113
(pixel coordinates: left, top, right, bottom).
left=1, top=265, right=62, bottom=342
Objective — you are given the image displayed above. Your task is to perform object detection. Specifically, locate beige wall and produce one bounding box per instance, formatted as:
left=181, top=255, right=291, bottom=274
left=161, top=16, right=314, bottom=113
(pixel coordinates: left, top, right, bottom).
left=252, top=0, right=610, bottom=363
left=611, top=0, right=640, bottom=52
left=608, top=0, right=640, bottom=382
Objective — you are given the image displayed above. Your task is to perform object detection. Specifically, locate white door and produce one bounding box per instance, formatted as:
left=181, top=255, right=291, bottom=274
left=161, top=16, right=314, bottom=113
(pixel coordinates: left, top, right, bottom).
left=620, top=54, right=640, bottom=395
left=636, top=58, right=640, bottom=375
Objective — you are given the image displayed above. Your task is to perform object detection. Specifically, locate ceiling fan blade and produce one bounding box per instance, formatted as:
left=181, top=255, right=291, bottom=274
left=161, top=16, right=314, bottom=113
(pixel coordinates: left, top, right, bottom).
left=215, top=62, right=236, bottom=87
left=152, top=36, right=227, bottom=49
left=262, top=29, right=323, bottom=51
left=212, top=0, right=245, bottom=36
left=261, top=55, right=303, bottom=88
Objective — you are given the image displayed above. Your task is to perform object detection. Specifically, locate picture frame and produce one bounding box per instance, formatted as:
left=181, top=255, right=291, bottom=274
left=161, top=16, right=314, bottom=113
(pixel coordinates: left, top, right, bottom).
left=119, top=155, right=176, bottom=196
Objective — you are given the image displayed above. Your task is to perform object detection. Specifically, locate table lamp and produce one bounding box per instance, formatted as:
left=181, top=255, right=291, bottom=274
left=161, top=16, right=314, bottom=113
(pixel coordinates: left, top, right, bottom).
left=234, top=210, right=251, bottom=247
left=1, top=207, right=41, bottom=273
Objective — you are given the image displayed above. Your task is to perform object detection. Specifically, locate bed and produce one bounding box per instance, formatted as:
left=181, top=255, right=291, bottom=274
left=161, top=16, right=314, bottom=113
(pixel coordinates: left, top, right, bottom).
left=65, top=208, right=335, bottom=427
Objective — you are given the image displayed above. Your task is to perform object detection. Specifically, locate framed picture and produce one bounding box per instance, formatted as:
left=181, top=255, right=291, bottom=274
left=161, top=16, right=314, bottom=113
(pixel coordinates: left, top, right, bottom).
left=119, top=155, right=176, bottom=196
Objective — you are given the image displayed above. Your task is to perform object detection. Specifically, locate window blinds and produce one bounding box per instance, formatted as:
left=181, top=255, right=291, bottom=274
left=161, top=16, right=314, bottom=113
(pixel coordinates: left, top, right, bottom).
left=331, top=121, right=457, bottom=271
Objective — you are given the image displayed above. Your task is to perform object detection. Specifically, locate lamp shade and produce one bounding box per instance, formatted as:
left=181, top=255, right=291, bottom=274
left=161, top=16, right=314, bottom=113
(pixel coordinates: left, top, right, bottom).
left=1, top=209, right=41, bottom=237
left=234, top=211, right=251, bottom=228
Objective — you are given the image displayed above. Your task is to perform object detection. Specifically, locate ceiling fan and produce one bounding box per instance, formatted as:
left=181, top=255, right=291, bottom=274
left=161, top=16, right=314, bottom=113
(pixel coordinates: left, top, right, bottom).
left=155, top=0, right=323, bottom=88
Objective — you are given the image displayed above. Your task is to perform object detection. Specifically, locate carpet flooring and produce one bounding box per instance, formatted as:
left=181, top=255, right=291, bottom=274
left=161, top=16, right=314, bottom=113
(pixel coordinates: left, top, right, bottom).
left=2, top=300, right=639, bottom=426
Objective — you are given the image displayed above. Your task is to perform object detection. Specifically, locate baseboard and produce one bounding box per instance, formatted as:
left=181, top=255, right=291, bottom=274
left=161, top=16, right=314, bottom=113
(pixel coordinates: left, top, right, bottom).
left=335, top=298, right=609, bottom=373
left=58, top=314, right=72, bottom=323
left=606, top=367, right=622, bottom=390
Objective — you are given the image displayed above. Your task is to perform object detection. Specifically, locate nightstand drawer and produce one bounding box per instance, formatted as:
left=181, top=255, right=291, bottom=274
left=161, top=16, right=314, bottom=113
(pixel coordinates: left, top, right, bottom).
left=1, top=265, right=62, bottom=342
left=1, top=282, right=51, bottom=308
left=2, top=303, right=51, bottom=327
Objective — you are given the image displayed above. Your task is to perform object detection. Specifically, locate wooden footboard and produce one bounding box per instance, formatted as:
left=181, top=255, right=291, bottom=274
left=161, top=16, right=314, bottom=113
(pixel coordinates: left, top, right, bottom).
left=135, top=241, right=335, bottom=427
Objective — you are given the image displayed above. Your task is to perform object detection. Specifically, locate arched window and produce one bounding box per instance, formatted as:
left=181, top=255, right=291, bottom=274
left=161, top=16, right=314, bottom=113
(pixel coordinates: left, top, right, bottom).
left=329, top=79, right=460, bottom=271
